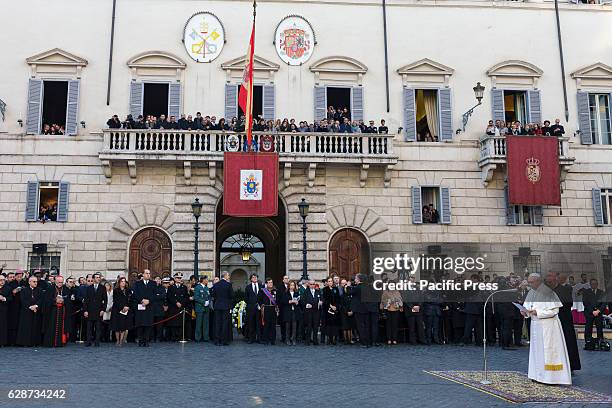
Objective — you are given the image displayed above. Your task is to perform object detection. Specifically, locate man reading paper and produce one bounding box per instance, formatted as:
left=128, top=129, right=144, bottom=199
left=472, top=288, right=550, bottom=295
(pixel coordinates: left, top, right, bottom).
left=522, top=273, right=571, bottom=385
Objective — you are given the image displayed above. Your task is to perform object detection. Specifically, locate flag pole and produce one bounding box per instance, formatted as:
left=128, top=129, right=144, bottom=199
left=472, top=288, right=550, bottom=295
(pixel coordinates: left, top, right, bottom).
left=248, top=0, right=256, bottom=151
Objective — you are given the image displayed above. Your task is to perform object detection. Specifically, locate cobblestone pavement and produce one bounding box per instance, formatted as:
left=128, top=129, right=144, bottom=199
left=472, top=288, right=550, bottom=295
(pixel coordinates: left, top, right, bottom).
left=0, top=340, right=610, bottom=408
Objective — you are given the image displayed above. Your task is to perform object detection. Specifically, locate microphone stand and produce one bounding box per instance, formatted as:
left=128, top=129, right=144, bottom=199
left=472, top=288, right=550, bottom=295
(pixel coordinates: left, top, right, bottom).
left=481, top=288, right=517, bottom=384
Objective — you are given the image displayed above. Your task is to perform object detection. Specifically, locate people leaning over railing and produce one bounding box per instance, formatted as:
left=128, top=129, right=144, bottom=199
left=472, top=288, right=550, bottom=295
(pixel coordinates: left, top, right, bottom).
left=485, top=119, right=565, bottom=137
left=106, top=113, right=393, bottom=135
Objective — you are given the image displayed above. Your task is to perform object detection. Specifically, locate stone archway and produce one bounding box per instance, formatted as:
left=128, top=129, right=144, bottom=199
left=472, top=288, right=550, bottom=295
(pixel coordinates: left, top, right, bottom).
left=106, top=205, right=175, bottom=276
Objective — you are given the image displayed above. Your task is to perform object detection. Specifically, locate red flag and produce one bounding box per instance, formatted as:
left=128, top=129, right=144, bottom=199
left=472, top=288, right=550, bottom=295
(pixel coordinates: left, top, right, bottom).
left=223, top=152, right=278, bottom=217
left=238, top=24, right=255, bottom=148
left=507, top=136, right=560, bottom=206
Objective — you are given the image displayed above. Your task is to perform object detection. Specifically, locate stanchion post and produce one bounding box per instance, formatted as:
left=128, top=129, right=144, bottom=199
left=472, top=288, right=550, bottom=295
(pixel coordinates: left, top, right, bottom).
left=179, top=309, right=188, bottom=343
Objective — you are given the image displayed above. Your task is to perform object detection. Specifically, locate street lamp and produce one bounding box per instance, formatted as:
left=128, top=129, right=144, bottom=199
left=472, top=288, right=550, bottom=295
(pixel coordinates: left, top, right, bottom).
left=461, top=82, right=486, bottom=131
left=298, top=198, right=310, bottom=281
left=191, top=197, right=203, bottom=280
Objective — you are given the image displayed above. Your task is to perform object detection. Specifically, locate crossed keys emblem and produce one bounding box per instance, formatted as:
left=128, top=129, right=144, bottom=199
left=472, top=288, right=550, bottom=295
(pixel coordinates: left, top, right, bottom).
left=189, top=22, right=220, bottom=57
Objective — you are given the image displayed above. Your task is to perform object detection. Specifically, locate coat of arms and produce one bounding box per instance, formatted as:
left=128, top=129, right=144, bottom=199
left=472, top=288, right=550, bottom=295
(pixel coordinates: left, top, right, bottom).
left=260, top=134, right=275, bottom=152
left=526, top=157, right=541, bottom=184
left=274, top=16, right=315, bottom=66
left=240, top=170, right=262, bottom=200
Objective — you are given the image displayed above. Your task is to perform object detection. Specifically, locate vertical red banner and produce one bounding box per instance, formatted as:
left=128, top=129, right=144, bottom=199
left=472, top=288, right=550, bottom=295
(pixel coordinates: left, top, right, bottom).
left=507, top=136, right=561, bottom=206
left=223, top=152, right=279, bottom=217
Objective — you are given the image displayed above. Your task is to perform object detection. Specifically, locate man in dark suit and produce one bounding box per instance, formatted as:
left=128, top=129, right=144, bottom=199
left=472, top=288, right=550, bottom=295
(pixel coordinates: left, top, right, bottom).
left=152, top=276, right=168, bottom=342
left=583, top=278, right=606, bottom=344
left=404, top=277, right=426, bottom=345
left=83, top=273, right=106, bottom=346
left=278, top=275, right=290, bottom=343
left=212, top=271, right=233, bottom=345
left=132, top=269, right=157, bottom=347
left=351, top=274, right=370, bottom=347
left=300, top=279, right=321, bottom=345
left=550, top=118, right=565, bottom=137
left=244, top=274, right=262, bottom=344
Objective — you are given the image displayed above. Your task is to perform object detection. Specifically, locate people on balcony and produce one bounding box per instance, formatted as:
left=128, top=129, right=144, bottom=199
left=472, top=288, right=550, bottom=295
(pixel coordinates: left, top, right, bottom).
left=485, top=118, right=565, bottom=138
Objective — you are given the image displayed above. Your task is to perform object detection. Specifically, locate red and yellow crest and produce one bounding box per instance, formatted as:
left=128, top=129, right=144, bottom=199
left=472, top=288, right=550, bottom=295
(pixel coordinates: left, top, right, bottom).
left=525, top=157, right=541, bottom=184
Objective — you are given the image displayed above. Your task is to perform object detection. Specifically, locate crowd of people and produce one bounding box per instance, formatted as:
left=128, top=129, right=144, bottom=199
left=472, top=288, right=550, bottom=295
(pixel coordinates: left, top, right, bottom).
left=0, top=267, right=609, bottom=355
left=485, top=118, right=566, bottom=137
left=41, top=123, right=65, bottom=135
left=106, top=106, right=391, bottom=135
left=422, top=204, right=440, bottom=224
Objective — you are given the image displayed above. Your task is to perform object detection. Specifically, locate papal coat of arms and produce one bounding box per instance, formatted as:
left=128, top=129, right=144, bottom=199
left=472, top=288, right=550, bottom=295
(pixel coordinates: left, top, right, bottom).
left=182, top=12, right=226, bottom=63
left=274, top=16, right=315, bottom=66
left=240, top=169, right=262, bottom=200
left=526, top=157, right=541, bottom=184
left=226, top=134, right=240, bottom=152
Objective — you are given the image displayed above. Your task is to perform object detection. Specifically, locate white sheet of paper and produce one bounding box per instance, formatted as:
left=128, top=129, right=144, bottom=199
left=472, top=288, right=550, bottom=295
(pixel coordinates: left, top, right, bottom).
left=512, top=302, right=527, bottom=313
left=137, top=304, right=146, bottom=311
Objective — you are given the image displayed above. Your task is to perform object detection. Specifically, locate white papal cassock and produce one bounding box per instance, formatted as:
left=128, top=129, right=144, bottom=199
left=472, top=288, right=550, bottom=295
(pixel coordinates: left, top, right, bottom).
left=523, top=284, right=572, bottom=385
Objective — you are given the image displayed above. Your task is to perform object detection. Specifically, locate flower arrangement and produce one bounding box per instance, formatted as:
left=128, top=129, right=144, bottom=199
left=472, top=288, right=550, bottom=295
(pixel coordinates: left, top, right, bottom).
left=231, top=300, right=247, bottom=333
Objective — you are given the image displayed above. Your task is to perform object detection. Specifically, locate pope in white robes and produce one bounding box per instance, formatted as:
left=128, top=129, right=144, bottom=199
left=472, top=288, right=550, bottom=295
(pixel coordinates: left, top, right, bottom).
left=522, top=273, right=572, bottom=385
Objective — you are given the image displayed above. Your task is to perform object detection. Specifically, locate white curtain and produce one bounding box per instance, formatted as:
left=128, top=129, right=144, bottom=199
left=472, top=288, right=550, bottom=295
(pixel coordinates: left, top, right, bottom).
left=423, top=91, right=439, bottom=140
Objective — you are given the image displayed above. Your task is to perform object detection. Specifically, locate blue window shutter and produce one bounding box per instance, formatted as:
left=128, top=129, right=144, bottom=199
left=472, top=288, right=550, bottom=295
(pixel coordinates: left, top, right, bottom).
left=56, top=181, right=70, bottom=222
left=25, top=181, right=39, bottom=221
left=527, top=90, right=542, bottom=124
left=577, top=92, right=592, bottom=145
left=531, top=206, right=543, bottom=226
left=592, top=188, right=604, bottom=226
left=129, top=82, right=144, bottom=118
left=351, top=87, right=364, bottom=122
left=440, top=187, right=452, bottom=224
left=168, top=83, right=181, bottom=118
left=403, top=87, right=416, bottom=141
left=314, top=86, right=326, bottom=121
left=504, top=187, right=516, bottom=225
left=438, top=88, right=453, bottom=142
left=492, top=89, right=505, bottom=123
left=263, top=85, right=275, bottom=120
left=26, top=79, right=43, bottom=134
left=225, top=84, right=238, bottom=120
left=411, top=186, right=422, bottom=224
left=65, top=80, right=80, bottom=136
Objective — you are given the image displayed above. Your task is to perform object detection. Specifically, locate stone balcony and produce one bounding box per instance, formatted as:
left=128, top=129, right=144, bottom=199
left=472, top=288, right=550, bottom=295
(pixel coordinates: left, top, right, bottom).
left=99, top=129, right=398, bottom=187
left=478, top=135, right=575, bottom=185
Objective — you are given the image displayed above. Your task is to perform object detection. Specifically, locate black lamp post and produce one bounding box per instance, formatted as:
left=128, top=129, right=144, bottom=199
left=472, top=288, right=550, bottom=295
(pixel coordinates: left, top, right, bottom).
left=191, top=198, right=203, bottom=280
left=461, top=82, right=486, bottom=131
left=298, top=198, right=310, bottom=281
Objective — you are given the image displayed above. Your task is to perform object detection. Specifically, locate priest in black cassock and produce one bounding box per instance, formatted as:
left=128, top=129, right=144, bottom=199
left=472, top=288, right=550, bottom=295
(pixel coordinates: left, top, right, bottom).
left=7, top=270, right=25, bottom=345
left=42, top=276, right=73, bottom=347
left=16, top=276, right=43, bottom=347
left=545, top=271, right=581, bottom=371
left=166, top=272, right=190, bottom=341
left=0, top=274, right=13, bottom=346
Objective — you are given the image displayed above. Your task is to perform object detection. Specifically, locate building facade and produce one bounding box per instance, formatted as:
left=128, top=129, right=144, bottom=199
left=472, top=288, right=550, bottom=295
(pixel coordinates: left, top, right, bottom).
left=1, top=0, right=612, bottom=285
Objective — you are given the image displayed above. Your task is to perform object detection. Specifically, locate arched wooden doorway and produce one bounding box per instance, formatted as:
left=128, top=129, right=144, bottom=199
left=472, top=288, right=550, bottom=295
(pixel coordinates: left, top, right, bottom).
left=128, top=227, right=172, bottom=283
left=329, top=228, right=370, bottom=280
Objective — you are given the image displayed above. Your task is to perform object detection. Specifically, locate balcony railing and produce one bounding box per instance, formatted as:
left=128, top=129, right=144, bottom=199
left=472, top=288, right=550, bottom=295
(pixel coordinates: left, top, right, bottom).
left=99, top=129, right=397, bottom=186
left=478, top=135, right=575, bottom=185
left=102, top=129, right=395, bottom=159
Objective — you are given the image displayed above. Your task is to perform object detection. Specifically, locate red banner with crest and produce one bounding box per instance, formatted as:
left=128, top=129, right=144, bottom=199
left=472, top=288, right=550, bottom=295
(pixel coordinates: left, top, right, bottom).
left=507, top=136, right=560, bottom=206
left=223, top=152, right=279, bottom=217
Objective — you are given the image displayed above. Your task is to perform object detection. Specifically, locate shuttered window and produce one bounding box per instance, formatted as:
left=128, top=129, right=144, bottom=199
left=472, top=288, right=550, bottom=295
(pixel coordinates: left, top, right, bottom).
left=438, top=89, right=453, bottom=142
left=129, top=82, right=144, bottom=118
left=351, top=87, right=364, bottom=122
left=225, top=84, right=238, bottom=120
left=314, top=86, right=326, bottom=121
left=592, top=187, right=612, bottom=226
left=263, top=85, right=275, bottom=120
left=527, top=90, right=542, bottom=124
left=65, top=80, right=80, bottom=135
left=26, top=79, right=43, bottom=134
left=168, top=83, right=182, bottom=119
left=25, top=181, right=70, bottom=223
left=491, top=89, right=505, bottom=123
left=412, top=186, right=452, bottom=224
left=403, top=87, right=416, bottom=141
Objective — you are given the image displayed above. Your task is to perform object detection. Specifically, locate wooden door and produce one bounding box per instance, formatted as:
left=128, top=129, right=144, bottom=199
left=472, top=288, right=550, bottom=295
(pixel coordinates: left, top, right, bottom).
left=129, top=227, right=172, bottom=283
left=328, top=228, right=369, bottom=280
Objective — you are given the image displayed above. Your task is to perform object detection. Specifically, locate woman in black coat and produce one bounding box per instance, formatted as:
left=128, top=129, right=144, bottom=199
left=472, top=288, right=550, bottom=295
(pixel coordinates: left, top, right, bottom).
left=339, top=280, right=355, bottom=344
left=322, top=277, right=340, bottom=345
left=110, top=277, right=132, bottom=346
left=281, top=281, right=300, bottom=345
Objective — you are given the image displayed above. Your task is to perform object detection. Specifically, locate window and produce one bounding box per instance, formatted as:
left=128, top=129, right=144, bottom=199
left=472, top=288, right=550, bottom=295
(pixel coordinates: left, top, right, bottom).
left=143, top=83, right=169, bottom=118
left=28, top=251, right=61, bottom=275
left=512, top=254, right=541, bottom=276
left=412, top=186, right=452, bottom=224
left=600, top=188, right=612, bottom=225
left=588, top=93, right=612, bottom=145
left=503, top=90, right=528, bottom=124
left=237, top=84, right=263, bottom=119
left=421, top=187, right=441, bottom=223
left=41, top=81, right=68, bottom=133
left=326, top=87, right=352, bottom=121
left=511, top=205, right=545, bottom=225
left=38, top=182, right=59, bottom=222
left=25, top=181, right=70, bottom=222
left=416, top=89, right=439, bottom=141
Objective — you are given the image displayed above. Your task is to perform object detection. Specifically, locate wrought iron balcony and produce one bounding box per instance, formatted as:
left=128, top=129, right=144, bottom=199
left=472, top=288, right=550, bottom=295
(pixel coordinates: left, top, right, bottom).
left=99, top=129, right=397, bottom=187
left=478, top=135, right=575, bottom=185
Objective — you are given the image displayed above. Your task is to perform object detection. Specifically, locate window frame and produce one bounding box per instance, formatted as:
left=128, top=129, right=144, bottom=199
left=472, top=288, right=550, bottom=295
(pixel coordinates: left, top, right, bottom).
left=588, top=93, right=612, bottom=145
left=512, top=254, right=542, bottom=276
left=420, top=186, right=442, bottom=224
left=600, top=188, right=612, bottom=225
left=27, top=251, right=62, bottom=275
